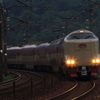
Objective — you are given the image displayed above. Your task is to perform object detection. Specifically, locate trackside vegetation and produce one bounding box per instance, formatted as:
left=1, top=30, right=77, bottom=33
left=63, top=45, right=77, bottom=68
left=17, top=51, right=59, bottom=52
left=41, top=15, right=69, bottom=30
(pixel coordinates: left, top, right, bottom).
left=3, top=75, right=13, bottom=82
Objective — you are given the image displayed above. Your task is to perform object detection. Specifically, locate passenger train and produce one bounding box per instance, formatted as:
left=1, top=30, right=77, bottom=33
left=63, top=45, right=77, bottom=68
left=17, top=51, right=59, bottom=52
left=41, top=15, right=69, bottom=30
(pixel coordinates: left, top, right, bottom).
left=7, top=29, right=100, bottom=77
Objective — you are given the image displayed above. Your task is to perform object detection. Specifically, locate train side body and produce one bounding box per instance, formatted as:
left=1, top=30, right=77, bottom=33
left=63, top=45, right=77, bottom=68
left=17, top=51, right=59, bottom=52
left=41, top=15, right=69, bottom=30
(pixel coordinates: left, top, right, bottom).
left=48, top=38, right=64, bottom=72
left=7, top=29, right=100, bottom=77
left=21, top=45, right=37, bottom=70
left=36, top=43, right=49, bottom=65
left=7, top=46, right=21, bottom=68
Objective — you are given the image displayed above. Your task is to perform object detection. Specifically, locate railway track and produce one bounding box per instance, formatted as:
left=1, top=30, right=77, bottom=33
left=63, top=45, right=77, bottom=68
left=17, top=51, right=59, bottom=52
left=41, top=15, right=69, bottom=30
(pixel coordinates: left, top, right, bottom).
left=0, top=71, right=21, bottom=86
left=0, top=70, right=44, bottom=96
left=72, top=80, right=95, bottom=100
left=0, top=72, right=31, bottom=95
left=1, top=70, right=75, bottom=100
left=0, top=69, right=96, bottom=100
left=48, top=78, right=95, bottom=100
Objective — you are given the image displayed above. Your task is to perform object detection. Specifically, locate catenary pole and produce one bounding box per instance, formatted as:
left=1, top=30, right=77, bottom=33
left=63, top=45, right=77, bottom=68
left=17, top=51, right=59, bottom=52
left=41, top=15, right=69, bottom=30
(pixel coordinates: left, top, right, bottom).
left=3, top=17, right=7, bottom=76
left=0, top=0, right=3, bottom=82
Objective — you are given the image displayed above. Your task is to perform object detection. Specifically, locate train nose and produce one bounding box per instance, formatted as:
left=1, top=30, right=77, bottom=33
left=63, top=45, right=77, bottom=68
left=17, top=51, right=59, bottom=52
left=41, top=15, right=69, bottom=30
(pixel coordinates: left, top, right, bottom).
left=74, top=40, right=92, bottom=66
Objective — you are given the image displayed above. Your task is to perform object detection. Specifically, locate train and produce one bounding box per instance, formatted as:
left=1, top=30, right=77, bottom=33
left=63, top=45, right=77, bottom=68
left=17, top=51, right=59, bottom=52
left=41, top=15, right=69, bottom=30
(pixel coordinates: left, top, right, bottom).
left=7, top=29, right=100, bottom=77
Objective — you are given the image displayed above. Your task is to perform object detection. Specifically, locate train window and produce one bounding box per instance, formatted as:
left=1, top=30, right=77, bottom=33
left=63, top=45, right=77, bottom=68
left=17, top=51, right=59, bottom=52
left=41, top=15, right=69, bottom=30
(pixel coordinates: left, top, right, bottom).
left=67, top=33, right=97, bottom=40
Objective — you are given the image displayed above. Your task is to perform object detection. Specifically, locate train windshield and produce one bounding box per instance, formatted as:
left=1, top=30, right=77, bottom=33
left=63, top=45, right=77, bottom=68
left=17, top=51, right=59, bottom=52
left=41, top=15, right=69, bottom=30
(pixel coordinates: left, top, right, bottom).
left=67, top=33, right=97, bottom=40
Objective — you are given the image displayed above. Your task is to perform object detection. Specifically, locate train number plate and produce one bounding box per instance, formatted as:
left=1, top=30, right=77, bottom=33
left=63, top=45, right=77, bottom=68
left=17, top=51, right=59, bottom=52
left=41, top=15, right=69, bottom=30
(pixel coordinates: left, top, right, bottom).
left=82, top=66, right=86, bottom=70
left=81, top=71, right=87, bottom=76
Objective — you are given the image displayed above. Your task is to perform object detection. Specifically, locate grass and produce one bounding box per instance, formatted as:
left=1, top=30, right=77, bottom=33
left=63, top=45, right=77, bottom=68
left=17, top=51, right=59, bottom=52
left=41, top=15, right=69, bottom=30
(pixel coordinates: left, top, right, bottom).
left=3, top=75, right=13, bottom=82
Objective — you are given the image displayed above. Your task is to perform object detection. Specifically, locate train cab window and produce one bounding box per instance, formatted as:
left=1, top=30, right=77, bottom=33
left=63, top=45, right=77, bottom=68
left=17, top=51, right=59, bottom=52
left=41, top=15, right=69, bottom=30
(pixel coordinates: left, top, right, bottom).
left=67, top=33, right=97, bottom=40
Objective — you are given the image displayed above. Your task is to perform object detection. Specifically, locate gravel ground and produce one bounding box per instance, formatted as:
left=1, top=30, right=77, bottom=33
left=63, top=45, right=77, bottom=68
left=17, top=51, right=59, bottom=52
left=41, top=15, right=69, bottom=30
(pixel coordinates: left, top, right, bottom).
left=1, top=71, right=100, bottom=100
left=84, top=76, right=100, bottom=100
left=4, top=81, right=74, bottom=100
left=0, top=73, right=75, bottom=100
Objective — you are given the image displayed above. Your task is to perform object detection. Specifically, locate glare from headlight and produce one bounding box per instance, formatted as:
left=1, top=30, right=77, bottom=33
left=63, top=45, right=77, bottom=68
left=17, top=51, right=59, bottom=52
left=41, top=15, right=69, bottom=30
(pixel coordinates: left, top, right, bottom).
left=71, top=61, right=75, bottom=64
left=96, top=59, right=99, bottom=63
left=92, top=58, right=100, bottom=64
left=66, top=60, right=75, bottom=65
left=92, top=59, right=95, bottom=63
left=67, top=60, right=70, bottom=64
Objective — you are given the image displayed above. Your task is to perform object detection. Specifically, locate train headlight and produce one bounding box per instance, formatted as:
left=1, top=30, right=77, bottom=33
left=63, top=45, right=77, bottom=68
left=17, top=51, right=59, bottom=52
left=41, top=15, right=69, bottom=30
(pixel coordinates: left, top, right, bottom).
left=92, top=58, right=100, bottom=64
left=96, top=59, right=100, bottom=63
left=66, top=60, right=75, bottom=65
left=71, top=60, right=75, bottom=64
left=92, top=59, right=95, bottom=63
left=67, top=60, right=71, bottom=64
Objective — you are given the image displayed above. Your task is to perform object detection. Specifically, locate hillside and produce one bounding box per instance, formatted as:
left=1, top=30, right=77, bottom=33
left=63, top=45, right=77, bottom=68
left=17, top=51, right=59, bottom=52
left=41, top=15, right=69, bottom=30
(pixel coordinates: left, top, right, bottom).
left=3, top=0, right=100, bottom=45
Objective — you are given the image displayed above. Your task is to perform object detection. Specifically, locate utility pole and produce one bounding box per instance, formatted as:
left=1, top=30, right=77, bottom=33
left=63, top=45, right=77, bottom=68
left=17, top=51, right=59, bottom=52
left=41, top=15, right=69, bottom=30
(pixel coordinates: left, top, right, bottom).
left=89, top=8, right=93, bottom=31
left=0, top=0, right=29, bottom=78
left=52, top=29, right=61, bottom=39
left=78, top=0, right=100, bottom=31
left=65, top=18, right=68, bottom=35
left=12, top=17, right=29, bottom=44
left=3, top=13, right=7, bottom=76
left=23, top=22, right=29, bottom=44
left=61, top=17, right=78, bottom=35
left=61, top=18, right=69, bottom=35
left=0, top=0, right=3, bottom=82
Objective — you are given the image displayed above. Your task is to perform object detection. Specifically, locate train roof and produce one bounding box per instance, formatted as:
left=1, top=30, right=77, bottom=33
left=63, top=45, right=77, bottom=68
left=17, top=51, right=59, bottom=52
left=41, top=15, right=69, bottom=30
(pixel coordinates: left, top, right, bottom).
left=22, top=44, right=37, bottom=48
left=64, top=29, right=97, bottom=40
left=50, top=38, right=64, bottom=45
left=7, top=46, right=21, bottom=50
left=70, top=29, right=94, bottom=34
left=37, top=43, right=49, bottom=48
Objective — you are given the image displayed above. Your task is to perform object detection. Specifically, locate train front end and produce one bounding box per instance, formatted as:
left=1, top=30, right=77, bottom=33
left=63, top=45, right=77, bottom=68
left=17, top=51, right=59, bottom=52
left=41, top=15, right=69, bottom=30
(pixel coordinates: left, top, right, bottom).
left=63, top=29, right=100, bottom=77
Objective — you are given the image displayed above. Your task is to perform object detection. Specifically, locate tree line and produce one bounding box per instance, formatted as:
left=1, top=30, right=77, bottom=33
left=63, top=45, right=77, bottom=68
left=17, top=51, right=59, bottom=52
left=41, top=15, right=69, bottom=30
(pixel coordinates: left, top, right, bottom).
left=4, top=0, right=100, bottom=45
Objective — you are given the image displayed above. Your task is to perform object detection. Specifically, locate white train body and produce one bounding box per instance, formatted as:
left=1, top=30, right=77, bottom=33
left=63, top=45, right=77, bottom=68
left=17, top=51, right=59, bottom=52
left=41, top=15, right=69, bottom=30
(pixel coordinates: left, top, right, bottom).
left=7, top=29, right=100, bottom=77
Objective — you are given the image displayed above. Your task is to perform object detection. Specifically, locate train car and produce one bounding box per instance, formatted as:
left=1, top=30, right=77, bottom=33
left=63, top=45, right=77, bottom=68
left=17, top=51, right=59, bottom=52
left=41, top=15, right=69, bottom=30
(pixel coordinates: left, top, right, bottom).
left=7, top=46, right=21, bottom=69
left=21, top=44, right=37, bottom=70
left=35, top=43, right=50, bottom=71
left=48, top=38, right=65, bottom=73
left=63, top=29, right=100, bottom=77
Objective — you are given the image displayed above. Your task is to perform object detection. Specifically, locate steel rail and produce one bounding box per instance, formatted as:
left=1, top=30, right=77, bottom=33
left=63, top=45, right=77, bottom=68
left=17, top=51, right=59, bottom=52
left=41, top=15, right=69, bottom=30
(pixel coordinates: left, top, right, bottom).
left=71, top=80, right=95, bottom=100
left=0, top=72, right=31, bottom=95
left=0, top=70, right=44, bottom=96
left=48, top=78, right=78, bottom=100
left=0, top=72, right=21, bottom=86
